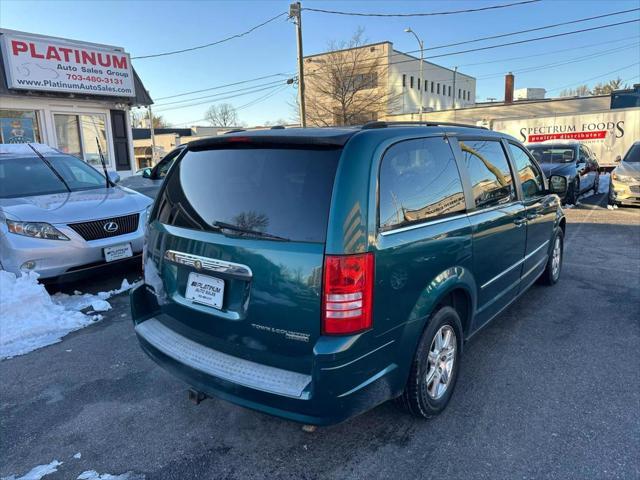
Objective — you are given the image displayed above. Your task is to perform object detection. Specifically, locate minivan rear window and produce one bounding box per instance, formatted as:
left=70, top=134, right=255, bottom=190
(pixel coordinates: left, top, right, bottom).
left=156, top=147, right=341, bottom=243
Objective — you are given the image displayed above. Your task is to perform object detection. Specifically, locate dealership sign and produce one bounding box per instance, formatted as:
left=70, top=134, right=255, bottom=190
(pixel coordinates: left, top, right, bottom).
left=0, top=32, right=135, bottom=97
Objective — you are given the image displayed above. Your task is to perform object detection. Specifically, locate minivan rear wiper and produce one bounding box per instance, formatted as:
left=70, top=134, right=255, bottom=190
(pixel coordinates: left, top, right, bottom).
left=211, top=221, right=290, bottom=241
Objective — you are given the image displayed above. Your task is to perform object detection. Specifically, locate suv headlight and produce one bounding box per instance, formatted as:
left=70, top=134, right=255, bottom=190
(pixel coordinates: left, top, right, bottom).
left=6, top=220, right=70, bottom=240
left=612, top=172, right=633, bottom=183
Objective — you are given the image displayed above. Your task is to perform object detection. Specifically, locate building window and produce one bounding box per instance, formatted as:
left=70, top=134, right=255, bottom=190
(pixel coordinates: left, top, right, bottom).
left=431, top=82, right=434, bottom=93
left=410, top=76, right=414, bottom=88
left=437, top=83, right=440, bottom=94
left=424, top=80, right=428, bottom=92
left=467, top=91, right=471, bottom=101
left=448, top=86, right=451, bottom=97
left=402, top=74, right=406, bottom=87
left=418, top=78, right=421, bottom=90
left=458, top=89, right=461, bottom=99
left=54, top=113, right=110, bottom=168
left=0, top=109, right=41, bottom=143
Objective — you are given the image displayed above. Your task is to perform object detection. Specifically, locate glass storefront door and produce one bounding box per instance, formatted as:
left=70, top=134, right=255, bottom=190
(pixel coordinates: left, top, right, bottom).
left=53, top=113, right=110, bottom=167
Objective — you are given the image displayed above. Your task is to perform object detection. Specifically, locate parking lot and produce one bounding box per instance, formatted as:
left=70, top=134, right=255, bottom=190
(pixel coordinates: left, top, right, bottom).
left=1, top=192, right=638, bottom=480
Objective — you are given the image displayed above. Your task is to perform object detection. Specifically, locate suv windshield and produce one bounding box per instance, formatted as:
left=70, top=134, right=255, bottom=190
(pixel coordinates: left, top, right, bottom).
left=156, top=147, right=341, bottom=242
left=528, top=146, right=576, bottom=164
left=623, top=143, right=640, bottom=162
left=0, top=153, right=106, bottom=199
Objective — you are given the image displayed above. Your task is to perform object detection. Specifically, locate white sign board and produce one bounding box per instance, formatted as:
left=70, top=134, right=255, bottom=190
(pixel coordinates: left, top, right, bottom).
left=492, top=109, right=640, bottom=166
left=1, top=32, right=135, bottom=97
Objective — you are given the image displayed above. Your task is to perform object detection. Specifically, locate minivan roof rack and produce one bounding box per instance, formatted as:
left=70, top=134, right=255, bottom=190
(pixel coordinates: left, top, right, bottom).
left=270, top=125, right=285, bottom=130
left=361, top=121, right=488, bottom=130
left=224, top=129, right=246, bottom=134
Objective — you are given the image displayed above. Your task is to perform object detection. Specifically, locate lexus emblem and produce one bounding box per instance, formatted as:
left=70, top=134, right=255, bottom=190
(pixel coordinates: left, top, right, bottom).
left=103, top=221, right=119, bottom=233
left=194, top=260, right=203, bottom=270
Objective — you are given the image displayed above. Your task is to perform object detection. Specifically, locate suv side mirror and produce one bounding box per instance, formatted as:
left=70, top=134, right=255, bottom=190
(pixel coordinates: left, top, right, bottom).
left=142, top=167, right=153, bottom=179
left=107, top=170, right=121, bottom=184
left=548, top=175, right=568, bottom=195
left=615, top=155, right=622, bottom=163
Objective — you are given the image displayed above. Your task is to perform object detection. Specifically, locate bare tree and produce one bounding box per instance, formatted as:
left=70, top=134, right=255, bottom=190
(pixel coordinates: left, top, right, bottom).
left=304, top=28, right=399, bottom=126
left=559, top=78, right=628, bottom=97
left=205, top=103, right=239, bottom=127
left=130, top=110, right=170, bottom=128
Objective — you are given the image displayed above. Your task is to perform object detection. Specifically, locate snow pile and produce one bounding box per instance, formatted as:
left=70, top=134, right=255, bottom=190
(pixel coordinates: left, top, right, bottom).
left=1, top=459, right=62, bottom=480
left=0, top=272, right=140, bottom=360
left=77, top=471, right=144, bottom=480
left=52, top=279, right=141, bottom=314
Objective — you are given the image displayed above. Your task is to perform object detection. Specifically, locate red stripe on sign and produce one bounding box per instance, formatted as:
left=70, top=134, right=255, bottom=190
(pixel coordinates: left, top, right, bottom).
left=528, top=131, right=608, bottom=142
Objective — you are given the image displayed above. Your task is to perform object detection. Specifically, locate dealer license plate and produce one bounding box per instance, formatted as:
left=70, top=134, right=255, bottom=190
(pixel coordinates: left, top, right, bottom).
left=185, top=272, right=225, bottom=309
left=104, top=243, right=133, bottom=262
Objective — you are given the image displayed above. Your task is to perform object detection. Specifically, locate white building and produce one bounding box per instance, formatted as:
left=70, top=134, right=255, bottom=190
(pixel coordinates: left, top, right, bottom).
left=387, top=46, right=476, bottom=114
left=0, top=29, right=153, bottom=176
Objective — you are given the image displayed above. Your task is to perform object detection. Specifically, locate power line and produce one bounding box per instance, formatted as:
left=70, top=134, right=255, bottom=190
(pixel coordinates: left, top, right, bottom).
left=302, top=9, right=640, bottom=72
left=546, top=62, right=640, bottom=93
left=475, top=42, right=640, bottom=79
left=422, top=7, right=639, bottom=52
left=456, top=35, right=639, bottom=67
left=237, top=85, right=289, bottom=110
left=154, top=73, right=293, bottom=101
left=132, top=12, right=287, bottom=59
left=154, top=83, right=290, bottom=112
left=303, top=0, right=540, bottom=17
left=153, top=79, right=289, bottom=107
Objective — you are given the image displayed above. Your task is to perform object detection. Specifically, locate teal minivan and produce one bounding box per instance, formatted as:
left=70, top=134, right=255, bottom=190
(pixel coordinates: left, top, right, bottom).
left=131, top=123, right=567, bottom=425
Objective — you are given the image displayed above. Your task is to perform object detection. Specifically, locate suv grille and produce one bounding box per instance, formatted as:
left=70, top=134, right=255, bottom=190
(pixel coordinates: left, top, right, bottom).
left=68, top=213, right=139, bottom=241
left=629, top=185, right=640, bottom=194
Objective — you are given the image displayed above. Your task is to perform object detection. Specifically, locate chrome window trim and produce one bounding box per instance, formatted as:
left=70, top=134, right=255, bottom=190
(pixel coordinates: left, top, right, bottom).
left=480, top=240, right=549, bottom=290
left=164, top=250, right=253, bottom=279
left=466, top=201, right=521, bottom=217
left=379, top=212, right=468, bottom=236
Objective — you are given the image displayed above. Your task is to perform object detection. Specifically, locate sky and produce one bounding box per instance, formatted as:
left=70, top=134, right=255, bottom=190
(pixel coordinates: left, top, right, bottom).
left=1, top=0, right=639, bottom=127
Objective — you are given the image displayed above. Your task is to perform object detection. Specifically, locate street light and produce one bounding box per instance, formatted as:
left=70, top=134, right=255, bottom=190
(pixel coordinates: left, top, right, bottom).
left=404, top=27, right=424, bottom=122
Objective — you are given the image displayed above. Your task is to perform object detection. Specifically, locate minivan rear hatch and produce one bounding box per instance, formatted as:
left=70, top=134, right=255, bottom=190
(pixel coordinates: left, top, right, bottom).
left=147, top=140, right=342, bottom=372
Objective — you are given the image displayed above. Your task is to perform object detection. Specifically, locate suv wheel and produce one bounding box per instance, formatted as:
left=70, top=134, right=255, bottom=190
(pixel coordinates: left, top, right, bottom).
left=399, top=306, right=462, bottom=418
left=539, top=229, right=564, bottom=285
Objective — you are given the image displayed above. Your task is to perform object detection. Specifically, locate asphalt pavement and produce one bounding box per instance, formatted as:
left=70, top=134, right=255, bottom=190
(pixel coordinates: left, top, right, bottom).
left=1, top=192, right=639, bottom=480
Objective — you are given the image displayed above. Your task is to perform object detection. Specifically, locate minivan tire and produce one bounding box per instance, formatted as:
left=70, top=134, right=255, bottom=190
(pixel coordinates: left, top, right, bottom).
left=398, top=306, right=463, bottom=419
left=539, top=229, right=564, bottom=286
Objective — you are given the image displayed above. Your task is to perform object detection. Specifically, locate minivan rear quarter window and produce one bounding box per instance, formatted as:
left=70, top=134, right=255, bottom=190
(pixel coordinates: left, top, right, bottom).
left=379, top=137, right=466, bottom=231
left=459, top=140, right=515, bottom=209
left=156, top=147, right=340, bottom=243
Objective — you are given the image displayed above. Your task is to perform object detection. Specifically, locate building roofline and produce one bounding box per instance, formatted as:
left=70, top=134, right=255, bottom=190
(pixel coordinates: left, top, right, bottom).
left=391, top=49, right=475, bottom=80
left=0, top=28, right=124, bottom=52
left=304, top=41, right=392, bottom=60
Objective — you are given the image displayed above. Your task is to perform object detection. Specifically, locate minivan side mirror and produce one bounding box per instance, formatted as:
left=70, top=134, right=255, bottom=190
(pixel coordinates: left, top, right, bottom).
left=142, top=167, right=153, bottom=179
left=107, top=170, right=121, bottom=184
left=548, top=175, right=568, bottom=196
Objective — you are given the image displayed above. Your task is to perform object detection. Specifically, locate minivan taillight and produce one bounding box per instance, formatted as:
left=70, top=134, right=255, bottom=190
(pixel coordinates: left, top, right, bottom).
left=322, top=253, right=374, bottom=335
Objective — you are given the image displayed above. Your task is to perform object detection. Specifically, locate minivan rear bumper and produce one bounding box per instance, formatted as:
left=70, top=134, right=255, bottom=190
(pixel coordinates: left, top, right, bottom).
left=131, top=286, right=401, bottom=425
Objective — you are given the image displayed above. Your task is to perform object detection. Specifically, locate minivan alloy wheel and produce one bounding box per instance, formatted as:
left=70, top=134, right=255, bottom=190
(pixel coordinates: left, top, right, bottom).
left=426, top=325, right=457, bottom=400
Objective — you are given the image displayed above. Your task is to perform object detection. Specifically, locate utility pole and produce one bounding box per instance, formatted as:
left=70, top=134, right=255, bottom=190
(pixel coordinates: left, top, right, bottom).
left=404, top=27, right=424, bottom=122
left=148, top=105, right=157, bottom=165
left=452, top=66, right=458, bottom=110
left=290, top=2, right=306, bottom=127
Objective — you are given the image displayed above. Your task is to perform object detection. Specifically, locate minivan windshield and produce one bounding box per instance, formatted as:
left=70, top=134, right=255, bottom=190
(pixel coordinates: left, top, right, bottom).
left=528, top=146, right=576, bottom=164
left=0, top=153, right=107, bottom=198
left=156, top=147, right=341, bottom=242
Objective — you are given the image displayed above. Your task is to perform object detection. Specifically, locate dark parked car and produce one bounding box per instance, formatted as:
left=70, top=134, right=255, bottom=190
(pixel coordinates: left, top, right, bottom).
left=131, top=123, right=567, bottom=425
left=119, top=146, right=185, bottom=199
left=527, top=141, right=600, bottom=205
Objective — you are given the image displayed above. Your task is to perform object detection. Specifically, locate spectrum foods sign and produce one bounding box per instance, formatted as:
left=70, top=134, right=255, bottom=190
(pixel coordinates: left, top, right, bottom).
left=0, top=31, right=135, bottom=97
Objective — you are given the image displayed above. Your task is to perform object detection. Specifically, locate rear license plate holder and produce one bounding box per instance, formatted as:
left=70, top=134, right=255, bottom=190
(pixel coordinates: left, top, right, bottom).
left=185, top=272, right=225, bottom=309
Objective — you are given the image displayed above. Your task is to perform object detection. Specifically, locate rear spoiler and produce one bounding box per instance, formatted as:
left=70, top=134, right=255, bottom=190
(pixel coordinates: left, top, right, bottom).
left=187, top=133, right=355, bottom=151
